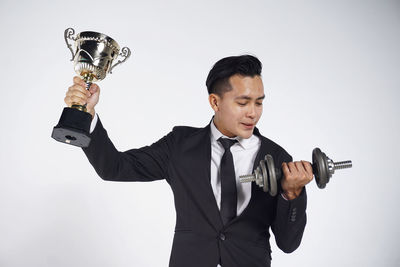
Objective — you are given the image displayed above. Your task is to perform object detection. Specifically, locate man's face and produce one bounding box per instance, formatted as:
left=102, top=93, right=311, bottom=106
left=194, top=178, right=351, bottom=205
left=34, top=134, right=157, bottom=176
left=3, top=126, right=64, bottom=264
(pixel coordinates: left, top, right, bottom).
left=210, top=74, right=265, bottom=139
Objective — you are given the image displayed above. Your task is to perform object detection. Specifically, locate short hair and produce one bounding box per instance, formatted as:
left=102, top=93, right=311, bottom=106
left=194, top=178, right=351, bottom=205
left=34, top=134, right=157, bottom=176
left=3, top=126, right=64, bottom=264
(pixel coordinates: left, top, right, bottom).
left=206, top=55, right=262, bottom=96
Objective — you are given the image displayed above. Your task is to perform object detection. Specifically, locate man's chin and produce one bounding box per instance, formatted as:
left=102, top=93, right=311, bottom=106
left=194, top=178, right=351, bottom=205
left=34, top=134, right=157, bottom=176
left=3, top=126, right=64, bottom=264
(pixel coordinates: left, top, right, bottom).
left=237, top=129, right=254, bottom=139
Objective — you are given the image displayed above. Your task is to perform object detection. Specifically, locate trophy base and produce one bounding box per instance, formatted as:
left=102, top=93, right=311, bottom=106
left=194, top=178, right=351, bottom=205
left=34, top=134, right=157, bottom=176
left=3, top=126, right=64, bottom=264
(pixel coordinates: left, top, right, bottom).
left=51, top=107, right=92, bottom=148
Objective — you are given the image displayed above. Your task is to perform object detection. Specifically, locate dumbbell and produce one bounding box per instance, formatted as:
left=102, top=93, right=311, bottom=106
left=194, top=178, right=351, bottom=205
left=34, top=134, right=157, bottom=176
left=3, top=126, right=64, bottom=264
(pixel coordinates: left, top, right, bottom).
left=239, top=148, right=352, bottom=196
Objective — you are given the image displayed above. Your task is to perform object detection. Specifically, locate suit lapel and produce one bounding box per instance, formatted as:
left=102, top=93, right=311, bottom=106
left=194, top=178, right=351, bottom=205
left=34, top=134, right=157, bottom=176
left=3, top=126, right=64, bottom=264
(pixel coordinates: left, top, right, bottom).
left=182, top=123, right=223, bottom=231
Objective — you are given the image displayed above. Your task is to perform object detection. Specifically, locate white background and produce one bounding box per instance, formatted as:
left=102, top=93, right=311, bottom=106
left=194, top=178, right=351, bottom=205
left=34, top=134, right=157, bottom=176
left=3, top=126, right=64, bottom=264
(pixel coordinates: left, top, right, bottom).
left=0, top=0, right=399, bottom=266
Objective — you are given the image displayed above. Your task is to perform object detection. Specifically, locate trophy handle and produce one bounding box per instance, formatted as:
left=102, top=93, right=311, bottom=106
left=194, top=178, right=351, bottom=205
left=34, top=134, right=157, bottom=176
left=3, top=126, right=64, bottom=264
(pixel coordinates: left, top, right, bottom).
left=64, top=28, right=77, bottom=61
left=109, top=47, right=131, bottom=74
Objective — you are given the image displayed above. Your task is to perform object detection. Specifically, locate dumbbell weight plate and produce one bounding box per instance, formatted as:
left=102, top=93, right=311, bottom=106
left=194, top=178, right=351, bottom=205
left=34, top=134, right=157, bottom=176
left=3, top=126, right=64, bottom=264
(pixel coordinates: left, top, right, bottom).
left=254, top=167, right=262, bottom=188
left=265, top=155, right=278, bottom=196
left=259, top=160, right=269, bottom=193
left=312, top=147, right=329, bottom=189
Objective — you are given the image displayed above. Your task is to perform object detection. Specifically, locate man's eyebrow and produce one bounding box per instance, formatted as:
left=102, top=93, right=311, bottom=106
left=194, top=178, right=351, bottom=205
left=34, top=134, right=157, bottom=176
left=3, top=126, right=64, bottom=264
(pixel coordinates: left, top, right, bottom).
left=235, top=95, right=265, bottom=100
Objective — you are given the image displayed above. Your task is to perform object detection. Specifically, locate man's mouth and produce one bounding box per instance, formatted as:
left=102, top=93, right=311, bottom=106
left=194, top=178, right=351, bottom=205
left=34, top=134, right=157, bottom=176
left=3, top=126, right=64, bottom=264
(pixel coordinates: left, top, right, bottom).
left=241, top=123, right=254, bottom=129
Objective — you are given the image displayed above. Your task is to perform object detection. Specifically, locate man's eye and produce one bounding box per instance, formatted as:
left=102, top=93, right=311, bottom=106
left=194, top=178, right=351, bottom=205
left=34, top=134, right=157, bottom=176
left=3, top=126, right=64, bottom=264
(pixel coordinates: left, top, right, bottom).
left=237, top=102, right=246, bottom=106
left=256, top=102, right=263, bottom=106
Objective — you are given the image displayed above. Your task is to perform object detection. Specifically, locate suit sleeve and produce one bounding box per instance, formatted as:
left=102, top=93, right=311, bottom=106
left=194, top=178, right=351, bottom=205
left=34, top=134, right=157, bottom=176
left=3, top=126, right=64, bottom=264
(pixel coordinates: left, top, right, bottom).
left=271, top=150, right=307, bottom=253
left=82, top=115, right=174, bottom=182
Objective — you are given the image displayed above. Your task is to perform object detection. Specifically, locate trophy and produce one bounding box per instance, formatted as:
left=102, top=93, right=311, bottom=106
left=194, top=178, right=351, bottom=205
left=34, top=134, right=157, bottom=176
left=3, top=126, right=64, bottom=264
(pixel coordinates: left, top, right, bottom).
left=51, top=28, right=131, bottom=147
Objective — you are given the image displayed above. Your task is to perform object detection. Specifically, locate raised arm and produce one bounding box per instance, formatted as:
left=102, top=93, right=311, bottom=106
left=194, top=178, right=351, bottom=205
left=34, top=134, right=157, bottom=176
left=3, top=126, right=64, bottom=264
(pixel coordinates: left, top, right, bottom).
left=82, top=116, right=173, bottom=182
left=64, top=76, right=173, bottom=182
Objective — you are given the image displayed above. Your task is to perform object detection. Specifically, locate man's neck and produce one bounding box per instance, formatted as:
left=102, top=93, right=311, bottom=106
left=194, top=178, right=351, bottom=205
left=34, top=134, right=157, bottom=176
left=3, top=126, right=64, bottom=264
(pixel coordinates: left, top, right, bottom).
left=212, top=117, right=236, bottom=138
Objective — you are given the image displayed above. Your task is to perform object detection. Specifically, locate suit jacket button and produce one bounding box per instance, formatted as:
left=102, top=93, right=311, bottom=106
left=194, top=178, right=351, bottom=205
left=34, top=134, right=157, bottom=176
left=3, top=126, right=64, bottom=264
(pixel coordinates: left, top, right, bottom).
left=219, top=233, right=226, bottom=241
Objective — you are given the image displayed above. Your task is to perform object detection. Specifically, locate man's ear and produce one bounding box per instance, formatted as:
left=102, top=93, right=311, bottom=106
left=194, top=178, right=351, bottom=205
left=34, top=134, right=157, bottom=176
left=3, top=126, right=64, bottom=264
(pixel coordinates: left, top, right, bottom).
left=208, top=94, right=220, bottom=112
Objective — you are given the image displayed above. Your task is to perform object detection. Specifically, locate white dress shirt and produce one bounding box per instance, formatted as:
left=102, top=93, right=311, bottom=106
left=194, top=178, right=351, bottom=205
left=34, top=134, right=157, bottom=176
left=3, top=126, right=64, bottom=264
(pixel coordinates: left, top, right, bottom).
left=89, top=113, right=99, bottom=134
left=209, top=119, right=261, bottom=216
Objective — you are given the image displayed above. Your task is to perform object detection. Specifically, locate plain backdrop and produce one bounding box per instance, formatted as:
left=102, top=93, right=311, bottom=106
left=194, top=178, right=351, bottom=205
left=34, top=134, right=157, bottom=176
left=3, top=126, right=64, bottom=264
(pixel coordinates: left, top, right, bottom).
left=0, top=0, right=399, bottom=266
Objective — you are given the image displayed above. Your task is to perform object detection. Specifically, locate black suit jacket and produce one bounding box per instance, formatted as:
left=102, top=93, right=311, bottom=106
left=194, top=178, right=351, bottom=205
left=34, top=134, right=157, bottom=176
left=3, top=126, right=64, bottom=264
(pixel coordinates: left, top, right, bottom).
left=82, top=117, right=307, bottom=267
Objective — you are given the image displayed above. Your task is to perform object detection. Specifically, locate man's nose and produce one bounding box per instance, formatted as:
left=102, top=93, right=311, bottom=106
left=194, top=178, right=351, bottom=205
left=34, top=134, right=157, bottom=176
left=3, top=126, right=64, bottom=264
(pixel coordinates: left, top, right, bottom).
left=246, top=104, right=256, bottom=118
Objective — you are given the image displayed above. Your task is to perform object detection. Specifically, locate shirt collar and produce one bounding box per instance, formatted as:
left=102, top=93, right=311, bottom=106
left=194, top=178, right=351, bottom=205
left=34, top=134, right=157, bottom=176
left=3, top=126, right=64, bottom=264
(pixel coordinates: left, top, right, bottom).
left=210, top=118, right=256, bottom=150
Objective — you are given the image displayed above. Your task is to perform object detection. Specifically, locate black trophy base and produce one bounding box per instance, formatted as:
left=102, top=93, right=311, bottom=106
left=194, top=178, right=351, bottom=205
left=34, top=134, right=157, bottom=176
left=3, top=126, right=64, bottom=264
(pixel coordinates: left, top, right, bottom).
left=51, top=107, right=92, bottom=148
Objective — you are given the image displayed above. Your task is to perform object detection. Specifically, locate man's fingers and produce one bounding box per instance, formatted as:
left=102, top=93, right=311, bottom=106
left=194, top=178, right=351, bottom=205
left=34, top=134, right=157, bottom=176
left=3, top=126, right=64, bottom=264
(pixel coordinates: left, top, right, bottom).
left=65, top=77, right=100, bottom=109
left=294, top=161, right=305, bottom=172
left=66, top=88, right=88, bottom=99
left=68, top=83, right=89, bottom=95
left=302, top=161, right=314, bottom=177
left=65, top=95, right=87, bottom=106
left=73, top=76, right=86, bottom=87
left=89, top=83, right=100, bottom=94
left=283, top=161, right=314, bottom=181
left=282, top=162, right=290, bottom=175
left=287, top=162, right=297, bottom=173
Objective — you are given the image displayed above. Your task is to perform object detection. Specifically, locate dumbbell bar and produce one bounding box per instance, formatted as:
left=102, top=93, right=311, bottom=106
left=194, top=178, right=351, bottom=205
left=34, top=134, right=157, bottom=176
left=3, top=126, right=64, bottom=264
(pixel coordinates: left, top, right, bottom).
left=239, top=148, right=352, bottom=196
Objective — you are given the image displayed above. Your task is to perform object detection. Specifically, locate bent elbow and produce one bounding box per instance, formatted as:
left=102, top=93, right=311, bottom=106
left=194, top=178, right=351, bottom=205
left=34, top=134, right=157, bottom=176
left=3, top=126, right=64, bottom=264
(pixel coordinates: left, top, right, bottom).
left=94, top=153, right=122, bottom=181
left=275, top=216, right=306, bottom=254
left=98, top=173, right=114, bottom=181
left=94, top=168, right=115, bottom=181
left=276, top=240, right=301, bottom=254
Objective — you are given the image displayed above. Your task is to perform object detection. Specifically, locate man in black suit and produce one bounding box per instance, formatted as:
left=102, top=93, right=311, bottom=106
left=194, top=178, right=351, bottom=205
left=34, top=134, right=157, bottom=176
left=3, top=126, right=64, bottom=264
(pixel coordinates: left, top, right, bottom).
left=64, top=55, right=313, bottom=266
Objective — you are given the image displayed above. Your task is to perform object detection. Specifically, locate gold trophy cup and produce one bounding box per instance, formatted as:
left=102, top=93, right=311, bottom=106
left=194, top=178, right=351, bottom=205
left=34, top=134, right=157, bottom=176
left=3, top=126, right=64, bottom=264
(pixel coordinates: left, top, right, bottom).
left=51, top=28, right=131, bottom=147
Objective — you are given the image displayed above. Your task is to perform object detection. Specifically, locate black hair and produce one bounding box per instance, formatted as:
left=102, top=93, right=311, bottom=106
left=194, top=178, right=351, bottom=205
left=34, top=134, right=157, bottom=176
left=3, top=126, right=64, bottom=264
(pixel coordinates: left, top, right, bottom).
left=205, top=55, right=262, bottom=96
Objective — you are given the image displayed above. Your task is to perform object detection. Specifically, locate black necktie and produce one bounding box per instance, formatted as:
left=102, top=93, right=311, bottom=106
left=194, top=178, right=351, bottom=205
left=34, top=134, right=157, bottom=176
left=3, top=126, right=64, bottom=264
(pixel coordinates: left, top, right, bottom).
left=218, top=137, right=238, bottom=225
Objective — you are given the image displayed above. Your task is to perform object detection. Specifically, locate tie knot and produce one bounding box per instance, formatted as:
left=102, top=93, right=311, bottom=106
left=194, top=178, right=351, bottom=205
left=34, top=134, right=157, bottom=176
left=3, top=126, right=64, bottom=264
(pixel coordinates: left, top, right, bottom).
left=218, top=137, right=237, bottom=150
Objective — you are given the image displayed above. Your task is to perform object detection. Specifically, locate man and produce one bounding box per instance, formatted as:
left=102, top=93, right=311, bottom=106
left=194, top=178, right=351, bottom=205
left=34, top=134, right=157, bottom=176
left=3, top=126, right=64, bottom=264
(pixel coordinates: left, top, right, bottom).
left=64, top=55, right=313, bottom=266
